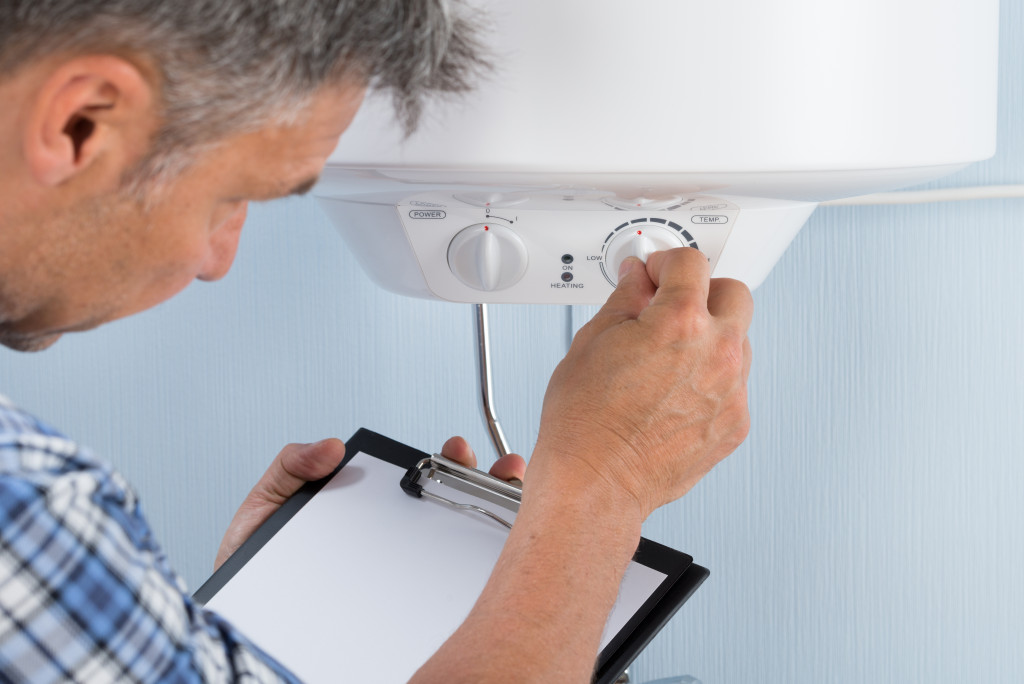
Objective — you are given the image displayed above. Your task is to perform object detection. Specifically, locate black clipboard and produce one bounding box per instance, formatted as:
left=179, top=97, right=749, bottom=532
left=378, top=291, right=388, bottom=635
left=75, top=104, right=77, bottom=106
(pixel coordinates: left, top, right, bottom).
left=195, top=428, right=709, bottom=683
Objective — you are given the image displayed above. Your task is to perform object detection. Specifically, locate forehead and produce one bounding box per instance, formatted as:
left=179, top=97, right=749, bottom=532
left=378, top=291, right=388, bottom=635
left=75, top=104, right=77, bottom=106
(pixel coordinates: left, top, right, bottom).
left=216, top=83, right=366, bottom=194
left=265, top=85, right=364, bottom=155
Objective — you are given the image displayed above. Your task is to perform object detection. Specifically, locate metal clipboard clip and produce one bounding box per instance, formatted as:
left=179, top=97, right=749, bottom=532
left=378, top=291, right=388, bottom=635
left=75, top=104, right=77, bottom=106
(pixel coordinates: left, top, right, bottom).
left=400, top=454, right=522, bottom=529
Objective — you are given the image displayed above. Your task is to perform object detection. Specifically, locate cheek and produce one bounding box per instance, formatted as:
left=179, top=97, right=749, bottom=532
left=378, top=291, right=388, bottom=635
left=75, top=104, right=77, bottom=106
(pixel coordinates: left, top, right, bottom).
left=102, top=186, right=248, bottom=318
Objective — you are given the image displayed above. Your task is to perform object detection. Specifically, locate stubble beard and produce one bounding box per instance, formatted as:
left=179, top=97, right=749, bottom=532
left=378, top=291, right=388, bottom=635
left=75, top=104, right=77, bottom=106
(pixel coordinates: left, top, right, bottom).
left=0, top=327, right=61, bottom=352
left=0, top=189, right=144, bottom=353
left=0, top=286, right=62, bottom=351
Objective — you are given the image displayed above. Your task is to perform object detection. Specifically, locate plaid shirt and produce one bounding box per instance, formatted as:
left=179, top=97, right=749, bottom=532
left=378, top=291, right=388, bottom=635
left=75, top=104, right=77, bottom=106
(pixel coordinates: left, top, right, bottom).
left=0, top=395, right=300, bottom=683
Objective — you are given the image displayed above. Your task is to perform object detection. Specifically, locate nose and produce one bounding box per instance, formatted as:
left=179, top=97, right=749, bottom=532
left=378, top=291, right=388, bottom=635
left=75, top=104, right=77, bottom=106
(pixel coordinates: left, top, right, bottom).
left=197, top=201, right=248, bottom=282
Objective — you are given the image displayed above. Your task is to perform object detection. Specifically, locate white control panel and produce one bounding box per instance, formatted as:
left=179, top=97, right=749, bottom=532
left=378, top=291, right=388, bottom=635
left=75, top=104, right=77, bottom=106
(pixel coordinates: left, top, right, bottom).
left=396, top=192, right=739, bottom=304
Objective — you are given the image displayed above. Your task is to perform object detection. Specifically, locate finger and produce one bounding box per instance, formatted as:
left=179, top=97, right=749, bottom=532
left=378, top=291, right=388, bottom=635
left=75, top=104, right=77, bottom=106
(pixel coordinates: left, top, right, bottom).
left=440, top=435, right=477, bottom=468
left=260, top=438, right=346, bottom=505
left=603, top=257, right=657, bottom=321
left=577, top=257, right=657, bottom=342
left=707, top=277, right=753, bottom=332
left=488, top=453, right=527, bottom=483
left=645, top=247, right=711, bottom=310
left=215, top=438, right=345, bottom=569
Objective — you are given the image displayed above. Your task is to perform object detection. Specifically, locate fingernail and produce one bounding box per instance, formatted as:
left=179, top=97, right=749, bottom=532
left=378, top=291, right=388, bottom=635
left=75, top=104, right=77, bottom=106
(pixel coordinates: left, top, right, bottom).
left=618, top=257, right=636, bottom=280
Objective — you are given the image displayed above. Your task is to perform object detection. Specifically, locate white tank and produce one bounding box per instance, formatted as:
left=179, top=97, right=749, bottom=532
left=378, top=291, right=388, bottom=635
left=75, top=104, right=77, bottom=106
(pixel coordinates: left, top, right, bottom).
left=315, top=0, right=999, bottom=300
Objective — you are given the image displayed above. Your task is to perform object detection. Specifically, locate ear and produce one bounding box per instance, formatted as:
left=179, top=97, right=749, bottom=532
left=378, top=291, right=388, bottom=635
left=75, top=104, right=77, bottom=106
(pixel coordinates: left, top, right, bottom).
left=24, top=55, right=157, bottom=187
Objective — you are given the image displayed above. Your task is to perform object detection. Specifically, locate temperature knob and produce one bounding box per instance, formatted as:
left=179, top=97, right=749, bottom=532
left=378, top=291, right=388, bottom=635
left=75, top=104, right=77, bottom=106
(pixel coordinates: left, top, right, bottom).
left=603, top=224, right=685, bottom=286
left=447, top=223, right=528, bottom=291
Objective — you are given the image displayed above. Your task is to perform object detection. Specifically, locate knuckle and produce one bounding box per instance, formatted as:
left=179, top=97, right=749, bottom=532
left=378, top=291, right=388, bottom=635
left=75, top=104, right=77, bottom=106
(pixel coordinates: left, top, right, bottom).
left=657, top=299, right=711, bottom=341
left=712, top=276, right=752, bottom=301
left=713, top=330, right=748, bottom=376
left=569, top=317, right=598, bottom=349
left=668, top=245, right=709, bottom=268
left=290, top=445, right=321, bottom=472
left=649, top=246, right=708, bottom=283
left=708, top=278, right=754, bottom=324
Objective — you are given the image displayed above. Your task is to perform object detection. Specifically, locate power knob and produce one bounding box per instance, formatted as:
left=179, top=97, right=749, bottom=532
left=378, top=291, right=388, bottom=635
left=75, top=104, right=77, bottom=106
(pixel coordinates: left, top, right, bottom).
left=447, top=223, right=529, bottom=291
left=603, top=224, right=686, bottom=286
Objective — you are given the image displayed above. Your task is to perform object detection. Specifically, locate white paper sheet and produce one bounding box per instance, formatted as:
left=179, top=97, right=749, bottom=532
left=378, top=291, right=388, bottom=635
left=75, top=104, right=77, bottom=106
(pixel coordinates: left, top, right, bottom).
left=205, top=452, right=665, bottom=682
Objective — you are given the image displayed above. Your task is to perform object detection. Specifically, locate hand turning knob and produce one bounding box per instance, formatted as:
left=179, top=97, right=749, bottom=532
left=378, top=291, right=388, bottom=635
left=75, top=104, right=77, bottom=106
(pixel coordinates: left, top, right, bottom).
left=603, top=224, right=685, bottom=286
left=447, top=223, right=529, bottom=291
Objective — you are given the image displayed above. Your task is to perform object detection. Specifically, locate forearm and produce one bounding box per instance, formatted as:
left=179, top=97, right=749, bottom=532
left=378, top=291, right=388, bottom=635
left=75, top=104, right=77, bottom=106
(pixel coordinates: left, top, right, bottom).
left=410, top=454, right=643, bottom=684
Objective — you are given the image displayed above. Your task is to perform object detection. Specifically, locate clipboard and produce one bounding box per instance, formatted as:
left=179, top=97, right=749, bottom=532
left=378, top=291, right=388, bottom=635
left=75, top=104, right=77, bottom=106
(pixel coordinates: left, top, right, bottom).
left=195, top=429, right=709, bottom=683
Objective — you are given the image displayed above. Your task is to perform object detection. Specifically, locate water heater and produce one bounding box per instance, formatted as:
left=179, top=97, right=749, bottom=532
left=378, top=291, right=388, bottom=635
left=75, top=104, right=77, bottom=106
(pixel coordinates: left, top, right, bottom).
left=314, top=0, right=999, bottom=302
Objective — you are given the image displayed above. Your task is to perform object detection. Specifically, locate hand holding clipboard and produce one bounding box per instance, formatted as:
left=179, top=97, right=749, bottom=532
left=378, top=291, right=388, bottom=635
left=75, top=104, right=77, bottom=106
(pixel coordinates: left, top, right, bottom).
left=197, top=429, right=708, bottom=684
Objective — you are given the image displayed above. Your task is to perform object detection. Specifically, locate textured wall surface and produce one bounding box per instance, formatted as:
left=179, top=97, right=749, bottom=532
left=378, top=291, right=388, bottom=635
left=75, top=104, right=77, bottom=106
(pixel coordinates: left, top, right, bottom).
left=2, top=4, right=1023, bottom=683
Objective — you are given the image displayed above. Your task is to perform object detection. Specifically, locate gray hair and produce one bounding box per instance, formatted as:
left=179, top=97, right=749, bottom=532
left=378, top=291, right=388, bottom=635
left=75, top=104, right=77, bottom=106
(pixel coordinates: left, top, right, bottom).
left=0, top=0, right=488, bottom=183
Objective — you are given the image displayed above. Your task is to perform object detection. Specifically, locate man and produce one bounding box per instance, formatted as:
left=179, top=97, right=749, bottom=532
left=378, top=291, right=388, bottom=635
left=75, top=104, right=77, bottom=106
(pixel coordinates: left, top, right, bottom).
left=0, top=1, right=753, bottom=682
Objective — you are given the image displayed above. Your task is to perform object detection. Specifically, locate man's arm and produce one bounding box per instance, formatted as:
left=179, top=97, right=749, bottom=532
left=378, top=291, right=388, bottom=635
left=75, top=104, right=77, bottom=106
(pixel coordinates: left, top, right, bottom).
left=412, top=248, right=753, bottom=683
left=0, top=406, right=305, bottom=683
left=214, top=247, right=750, bottom=682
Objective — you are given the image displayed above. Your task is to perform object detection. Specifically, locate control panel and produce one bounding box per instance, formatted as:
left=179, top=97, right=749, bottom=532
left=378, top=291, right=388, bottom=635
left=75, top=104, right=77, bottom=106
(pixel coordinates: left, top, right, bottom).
left=395, top=192, right=740, bottom=304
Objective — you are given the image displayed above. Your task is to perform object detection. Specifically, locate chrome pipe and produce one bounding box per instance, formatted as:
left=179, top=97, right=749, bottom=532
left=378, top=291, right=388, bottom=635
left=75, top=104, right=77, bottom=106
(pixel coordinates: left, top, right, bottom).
left=475, top=303, right=510, bottom=459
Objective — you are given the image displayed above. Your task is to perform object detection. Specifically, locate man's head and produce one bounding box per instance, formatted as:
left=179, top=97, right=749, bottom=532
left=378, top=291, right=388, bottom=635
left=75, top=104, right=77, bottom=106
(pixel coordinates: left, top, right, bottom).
left=0, top=0, right=486, bottom=350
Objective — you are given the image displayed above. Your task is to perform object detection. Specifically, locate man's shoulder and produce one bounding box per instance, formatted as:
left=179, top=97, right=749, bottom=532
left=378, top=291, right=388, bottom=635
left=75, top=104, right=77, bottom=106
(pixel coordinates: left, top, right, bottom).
left=0, top=392, right=72, bottom=442
left=0, top=392, right=130, bottom=506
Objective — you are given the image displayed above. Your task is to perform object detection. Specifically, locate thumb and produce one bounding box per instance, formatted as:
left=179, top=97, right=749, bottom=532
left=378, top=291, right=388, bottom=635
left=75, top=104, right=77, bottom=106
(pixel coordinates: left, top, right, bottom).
left=214, top=439, right=345, bottom=569
left=594, top=256, right=658, bottom=327
left=258, top=439, right=346, bottom=505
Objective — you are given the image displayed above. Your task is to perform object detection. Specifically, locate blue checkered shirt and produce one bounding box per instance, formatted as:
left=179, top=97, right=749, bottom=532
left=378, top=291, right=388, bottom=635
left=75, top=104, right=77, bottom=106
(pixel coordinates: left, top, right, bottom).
left=0, top=394, right=301, bottom=683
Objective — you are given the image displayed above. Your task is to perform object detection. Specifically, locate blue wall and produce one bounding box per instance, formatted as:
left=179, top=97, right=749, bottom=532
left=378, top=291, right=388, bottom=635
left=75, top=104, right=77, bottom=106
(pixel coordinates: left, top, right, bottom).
left=2, top=4, right=1022, bottom=682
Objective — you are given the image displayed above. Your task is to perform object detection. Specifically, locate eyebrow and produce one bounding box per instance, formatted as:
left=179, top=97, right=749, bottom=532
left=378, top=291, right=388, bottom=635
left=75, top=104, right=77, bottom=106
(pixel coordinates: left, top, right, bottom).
left=286, top=175, right=320, bottom=197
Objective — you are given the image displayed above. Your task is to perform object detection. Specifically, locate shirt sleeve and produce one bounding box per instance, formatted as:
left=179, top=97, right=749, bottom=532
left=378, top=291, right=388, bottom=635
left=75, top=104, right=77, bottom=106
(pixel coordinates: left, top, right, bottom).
left=0, top=429, right=302, bottom=683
